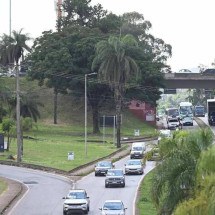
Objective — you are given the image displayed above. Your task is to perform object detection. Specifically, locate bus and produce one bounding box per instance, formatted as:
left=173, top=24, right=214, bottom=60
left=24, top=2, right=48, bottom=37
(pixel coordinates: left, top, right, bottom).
left=179, top=102, right=193, bottom=126
left=165, top=107, right=179, bottom=122
left=194, top=105, right=205, bottom=117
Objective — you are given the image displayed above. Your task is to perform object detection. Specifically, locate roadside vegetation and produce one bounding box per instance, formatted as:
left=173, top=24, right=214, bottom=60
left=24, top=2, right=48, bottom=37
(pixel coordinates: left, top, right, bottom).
left=140, top=128, right=215, bottom=215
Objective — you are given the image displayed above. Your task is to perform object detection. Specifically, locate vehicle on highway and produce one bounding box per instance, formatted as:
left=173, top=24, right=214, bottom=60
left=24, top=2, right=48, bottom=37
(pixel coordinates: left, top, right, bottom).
left=179, top=101, right=194, bottom=126
left=105, top=169, right=125, bottom=188
left=165, top=107, right=179, bottom=122
left=124, top=159, right=144, bottom=175
left=99, top=200, right=127, bottom=215
left=158, top=129, right=172, bottom=144
left=167, top=117, right=180, bottom=130
left=62, top=189, right=90, bottom=214
left=207, top=99, right=215, bottom=125
left=194, top=105, right=205, bottom=117
left=94, top=160, right=115, bottom=176
left=130, top=142, right=146, bottom=159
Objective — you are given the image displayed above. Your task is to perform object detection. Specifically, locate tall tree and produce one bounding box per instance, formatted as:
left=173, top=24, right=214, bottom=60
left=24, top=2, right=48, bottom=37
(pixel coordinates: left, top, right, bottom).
left=92, top=35, right=139, bottom=148
left=28, top=30, right=72, bottom=124
left=0, top=29, right=31, bottom=163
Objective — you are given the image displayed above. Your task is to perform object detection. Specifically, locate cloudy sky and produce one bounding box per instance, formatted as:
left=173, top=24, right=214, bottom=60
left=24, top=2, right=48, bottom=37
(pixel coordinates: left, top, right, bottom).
left=0, top=0, right=214, bottom=72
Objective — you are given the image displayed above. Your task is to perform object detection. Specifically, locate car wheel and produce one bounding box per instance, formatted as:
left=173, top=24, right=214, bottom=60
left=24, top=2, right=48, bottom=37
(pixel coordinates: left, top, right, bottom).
left=63, top=211, right=67, bottom=215
left=87, top=205, right=90, bottom=211
left=95, top=172, right=97, bottom=176
left=105, top=184, right=108, bottom=188
left=122, top=183, right=125, bottom=188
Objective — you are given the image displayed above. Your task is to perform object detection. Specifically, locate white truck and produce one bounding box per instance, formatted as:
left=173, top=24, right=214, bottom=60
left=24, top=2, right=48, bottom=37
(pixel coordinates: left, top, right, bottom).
left=130, top=142, right=146, bottom=159
left=207, top=99, right=215, bottom=125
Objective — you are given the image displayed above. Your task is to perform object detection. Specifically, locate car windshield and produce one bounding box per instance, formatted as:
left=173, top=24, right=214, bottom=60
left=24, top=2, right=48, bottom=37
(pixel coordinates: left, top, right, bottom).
left=133, top=146, right=143, bottom=151
left=169, top=119, right=178, bottom=122
left=107, top=170, right=123, bottom=176
left=97, top=161, right=111, bottom=167
left=127, top=160, right=141, bottom=165
left=103, top=202, right=123, bottom=210
left=68, top=191, right=85, bottom=199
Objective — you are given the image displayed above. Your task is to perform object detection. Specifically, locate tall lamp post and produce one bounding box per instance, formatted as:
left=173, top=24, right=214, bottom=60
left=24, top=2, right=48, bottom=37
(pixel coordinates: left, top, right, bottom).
left=9, top=0, right=11, bottom=36
left=85, top=72, right=97, bottom=157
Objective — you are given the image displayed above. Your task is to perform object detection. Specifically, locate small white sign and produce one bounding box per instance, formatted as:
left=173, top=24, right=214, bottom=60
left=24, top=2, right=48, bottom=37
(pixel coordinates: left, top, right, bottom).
left=68, top=152, right=74, bottom=160
left=134, top=129, right=140, bottom=136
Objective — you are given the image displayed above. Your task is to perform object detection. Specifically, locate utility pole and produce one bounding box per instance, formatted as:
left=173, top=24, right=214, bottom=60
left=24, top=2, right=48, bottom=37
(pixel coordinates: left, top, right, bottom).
left=9, top=0, right=11, bottom=36
left=16, top=64, right=22, bottom=163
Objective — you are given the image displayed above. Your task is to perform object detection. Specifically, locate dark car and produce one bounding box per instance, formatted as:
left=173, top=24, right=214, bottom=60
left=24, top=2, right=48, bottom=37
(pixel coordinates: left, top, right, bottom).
left=105, top=169, right=125, bottom=188
left=94, top=161, right=114, bottom=176
left=208, top=111, right=215, bottom=125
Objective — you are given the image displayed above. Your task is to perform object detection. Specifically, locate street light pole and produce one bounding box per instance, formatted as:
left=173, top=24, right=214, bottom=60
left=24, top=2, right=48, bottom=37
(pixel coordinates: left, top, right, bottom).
left=9, top=0, right=11, bottom=36
left=85, top=72, right=97, bottom=157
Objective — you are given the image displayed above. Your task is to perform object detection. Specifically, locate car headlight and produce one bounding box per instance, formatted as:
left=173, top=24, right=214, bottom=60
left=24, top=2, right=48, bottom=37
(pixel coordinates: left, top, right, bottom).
left=63, top=203, right=69, bottom=209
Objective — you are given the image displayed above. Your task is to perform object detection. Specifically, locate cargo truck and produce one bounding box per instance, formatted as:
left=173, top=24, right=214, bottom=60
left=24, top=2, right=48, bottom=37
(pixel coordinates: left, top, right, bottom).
left=207, top=99, right=215, bottom=125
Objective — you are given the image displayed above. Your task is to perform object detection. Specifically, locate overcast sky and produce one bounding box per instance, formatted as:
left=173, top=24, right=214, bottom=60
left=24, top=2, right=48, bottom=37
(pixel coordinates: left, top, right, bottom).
left=0, top=0, right=214, bottom=72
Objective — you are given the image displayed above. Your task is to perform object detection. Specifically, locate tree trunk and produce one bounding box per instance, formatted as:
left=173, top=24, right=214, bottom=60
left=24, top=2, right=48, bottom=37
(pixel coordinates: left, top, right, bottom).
left=115, top=87, right=122, bottom=148
left=92, top=106, right=100, bottom=134
left=16, top=64, right=22, bottom=162
left=53, top=88, right=58, bottom=124
left=6, top=132, right=9, bottom=151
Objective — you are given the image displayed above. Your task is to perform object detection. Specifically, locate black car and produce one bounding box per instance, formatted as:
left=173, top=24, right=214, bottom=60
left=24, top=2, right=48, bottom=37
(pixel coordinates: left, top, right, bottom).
left=94, top=161, right=114, bottom=176
left=105, top=169, right=125, bottom=188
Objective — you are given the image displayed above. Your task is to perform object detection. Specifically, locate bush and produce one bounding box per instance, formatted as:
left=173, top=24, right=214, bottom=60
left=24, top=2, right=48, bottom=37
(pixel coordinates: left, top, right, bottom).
left=22, top=117, right=33, bottom=131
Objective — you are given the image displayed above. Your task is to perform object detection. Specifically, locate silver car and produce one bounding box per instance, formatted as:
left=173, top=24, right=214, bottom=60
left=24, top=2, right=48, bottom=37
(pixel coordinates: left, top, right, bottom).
left=63, top=189, right=90, bottom=214
left=124, top=159, right=144, bottom=175
left=99, top=200, right=127, bottom=215
left=95, top=160, right=114, bottom=176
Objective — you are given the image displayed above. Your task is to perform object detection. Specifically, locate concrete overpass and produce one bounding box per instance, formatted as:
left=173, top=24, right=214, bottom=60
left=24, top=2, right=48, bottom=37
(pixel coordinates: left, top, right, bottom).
left=164, top=73, right=215, bottom=89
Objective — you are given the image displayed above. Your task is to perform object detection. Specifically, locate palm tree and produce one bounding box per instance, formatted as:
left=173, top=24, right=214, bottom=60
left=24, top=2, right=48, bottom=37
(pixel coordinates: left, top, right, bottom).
left=92, top=35, right=139, bottom=148
left=0, top=29, right=31, bottom=162
left=151, top=129, right=213, bottom=215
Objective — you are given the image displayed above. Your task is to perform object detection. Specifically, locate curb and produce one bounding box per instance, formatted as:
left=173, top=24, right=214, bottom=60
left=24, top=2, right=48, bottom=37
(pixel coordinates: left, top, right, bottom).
left=0, top=177, right=25, bottom=215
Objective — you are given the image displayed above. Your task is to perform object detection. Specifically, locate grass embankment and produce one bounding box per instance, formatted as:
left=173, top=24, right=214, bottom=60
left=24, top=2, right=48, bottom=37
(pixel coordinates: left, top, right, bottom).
left=0, top=115, right=156, bottom=171
left=138, top=170, right=157, bottom=215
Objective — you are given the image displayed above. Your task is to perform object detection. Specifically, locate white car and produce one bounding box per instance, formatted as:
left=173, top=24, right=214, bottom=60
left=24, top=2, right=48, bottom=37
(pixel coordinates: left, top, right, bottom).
left=99, top=200, right=127, bottom=215
left=124, top=159, right=144, bottom=175
left=167, top=118, right=180, bottom=130
left=158, top=129, right=172, bottom=144
left=63, top=189, right=90, bottom=214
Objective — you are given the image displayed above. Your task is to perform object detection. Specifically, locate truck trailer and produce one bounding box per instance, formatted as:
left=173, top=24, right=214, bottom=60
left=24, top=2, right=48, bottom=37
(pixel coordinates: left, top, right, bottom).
left=207, top=99, right=215, bottom=125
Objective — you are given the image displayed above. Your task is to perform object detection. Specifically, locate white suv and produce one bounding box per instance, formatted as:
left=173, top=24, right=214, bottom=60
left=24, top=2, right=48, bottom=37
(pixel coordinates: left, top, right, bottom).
left=63, top=189, right=90, bottom=214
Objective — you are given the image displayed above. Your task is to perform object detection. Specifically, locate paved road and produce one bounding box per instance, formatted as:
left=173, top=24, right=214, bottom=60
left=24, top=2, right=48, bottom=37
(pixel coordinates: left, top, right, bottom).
left=0, top=142, right=155, bottom=215
left=75, top=156, right=155, bottom=215
left=0, top=166, right=72, bottom=215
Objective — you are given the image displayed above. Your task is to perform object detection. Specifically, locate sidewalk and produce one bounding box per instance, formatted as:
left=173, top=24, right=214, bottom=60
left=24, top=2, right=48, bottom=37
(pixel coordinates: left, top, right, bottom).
left=0, top=177, right=24, bottom=215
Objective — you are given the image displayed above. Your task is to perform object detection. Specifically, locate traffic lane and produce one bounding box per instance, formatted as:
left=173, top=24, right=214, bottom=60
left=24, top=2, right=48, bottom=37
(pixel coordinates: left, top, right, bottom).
left=75, top=155, right=155, bottom=215
left=0, top=165, right=72, bottom=215
left=160, top=117, right=199, bottom=130
left=182, top=119, right=199, bottom=130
